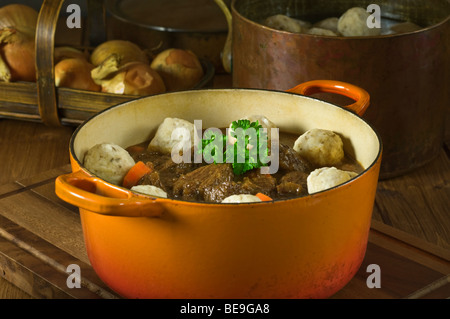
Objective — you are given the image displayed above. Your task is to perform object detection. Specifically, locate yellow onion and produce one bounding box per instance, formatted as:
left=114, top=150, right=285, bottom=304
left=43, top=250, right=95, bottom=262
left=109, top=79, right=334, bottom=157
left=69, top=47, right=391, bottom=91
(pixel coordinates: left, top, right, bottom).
left=90, top=40, right=149, bottom=67
left=0, top=4, right=38, bottom=36
left=54, top=46, right=89, bottom=64
left=98, top=62, right=166, bottom=96
left=0, top=28, right=36, bottom=82
left=150, top=48, right=204, bottom=91
left=0, top=4, right=38, bottom=82
left=55, top=58, right=101, bottom=92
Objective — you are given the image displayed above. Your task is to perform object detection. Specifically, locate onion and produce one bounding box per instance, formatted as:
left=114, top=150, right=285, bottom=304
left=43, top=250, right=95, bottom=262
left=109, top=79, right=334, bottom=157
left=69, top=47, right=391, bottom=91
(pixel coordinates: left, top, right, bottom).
left=0, top=4, right=38, bottom=37
left=55, top=58, right=101, bottom=92
left=90, top=40, right=149, bottom=67
left=54, top=46, right=89, bottom=64
left=99, top=62, right=166, bottom=96
left=0, top=4, right=38, bottom=82
left=0, top=28, right=36, bottom=82
left=0, top=53, right=10, bottom=81
left=150, top=48, right=204, bottom=91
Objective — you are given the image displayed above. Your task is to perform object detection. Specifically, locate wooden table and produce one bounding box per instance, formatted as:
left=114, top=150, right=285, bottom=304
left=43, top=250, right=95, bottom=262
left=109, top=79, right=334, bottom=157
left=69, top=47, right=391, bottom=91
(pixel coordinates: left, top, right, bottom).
left=0, top=77, right=448, bottom=298
left=0, top=119, right=74, bottom=298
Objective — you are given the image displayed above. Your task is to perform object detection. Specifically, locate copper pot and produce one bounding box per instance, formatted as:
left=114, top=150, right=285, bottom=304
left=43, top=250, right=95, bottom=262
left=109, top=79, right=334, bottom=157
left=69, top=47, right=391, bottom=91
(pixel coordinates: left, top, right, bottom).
left=55, top=80, right=382, bottom=299
left=225, top=0, right=450, bottom=179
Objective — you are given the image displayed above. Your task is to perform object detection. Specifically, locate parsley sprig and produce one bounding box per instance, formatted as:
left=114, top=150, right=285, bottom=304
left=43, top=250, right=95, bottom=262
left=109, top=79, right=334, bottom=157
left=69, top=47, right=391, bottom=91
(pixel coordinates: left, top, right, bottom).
left=199, top=119, right=269, bottom=175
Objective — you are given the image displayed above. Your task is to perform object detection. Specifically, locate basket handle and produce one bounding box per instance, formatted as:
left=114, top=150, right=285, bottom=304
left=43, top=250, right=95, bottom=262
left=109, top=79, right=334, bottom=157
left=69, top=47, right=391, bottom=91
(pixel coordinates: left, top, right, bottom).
left=35, top=0, right=106, bottom=126
left=35, top=0, right=64, bottom=126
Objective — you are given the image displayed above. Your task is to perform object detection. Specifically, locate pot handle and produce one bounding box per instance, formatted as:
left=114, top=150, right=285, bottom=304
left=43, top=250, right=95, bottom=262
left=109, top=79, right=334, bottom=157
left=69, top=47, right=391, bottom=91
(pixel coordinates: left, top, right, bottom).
left=55, top=170, right=164, bottom=218
left=286, top=80, right=370, bottom=116
left=214, top=0, right=232, bottom=73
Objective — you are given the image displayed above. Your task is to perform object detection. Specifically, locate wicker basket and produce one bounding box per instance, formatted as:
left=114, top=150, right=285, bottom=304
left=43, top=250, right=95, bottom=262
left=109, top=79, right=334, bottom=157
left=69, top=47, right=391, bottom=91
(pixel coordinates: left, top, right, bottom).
left=0, top=0, right=214, bottom=126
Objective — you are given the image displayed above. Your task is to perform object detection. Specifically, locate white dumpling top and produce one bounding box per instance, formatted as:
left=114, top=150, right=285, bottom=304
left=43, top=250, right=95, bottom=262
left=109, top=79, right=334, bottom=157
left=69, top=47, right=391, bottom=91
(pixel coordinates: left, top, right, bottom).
left=293, top=128, right=344, bottom=167
left=221, top=194, right=262, bottom=203
left=307, top=167, right=358, bottom=194
left=131, top=185, right=168, bottom=198
left=264, top=14, right=311, bottom=33
left=338, top=7, right=382, bottom=37
left=83, top=143, right=135, bottom=185
left=148, top=117, right=196, bottom=154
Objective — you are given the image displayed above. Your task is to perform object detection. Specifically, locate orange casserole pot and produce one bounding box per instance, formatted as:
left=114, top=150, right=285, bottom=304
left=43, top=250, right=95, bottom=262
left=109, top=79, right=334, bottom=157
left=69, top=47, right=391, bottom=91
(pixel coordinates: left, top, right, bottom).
left=55, top=80, right=382, bottom=299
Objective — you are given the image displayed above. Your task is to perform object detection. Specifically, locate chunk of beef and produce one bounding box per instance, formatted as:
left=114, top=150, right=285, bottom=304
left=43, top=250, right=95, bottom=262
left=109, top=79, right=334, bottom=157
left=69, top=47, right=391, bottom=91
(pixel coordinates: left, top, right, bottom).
left=278, top=143, right=311, bottom=172
left=173, top=164, right=237, bottom=203
left=276, top=171, right=308, bottom=197
left=132, top=150, right=171, bottom=168
left=239, top=169, right=277, bottom=196
left=158, top=160, right=200, bottom=194
left=138, top=170, right=166, bottom=191
left=137, top=155, right=200, bottom=196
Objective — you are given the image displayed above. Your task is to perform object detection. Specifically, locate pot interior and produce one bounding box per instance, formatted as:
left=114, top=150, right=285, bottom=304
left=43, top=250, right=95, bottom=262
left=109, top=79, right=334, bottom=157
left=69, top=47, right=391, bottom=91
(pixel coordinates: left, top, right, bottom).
left=233, top=0, right=450, bottom=30
left=72, top=89, right=381, bottom=175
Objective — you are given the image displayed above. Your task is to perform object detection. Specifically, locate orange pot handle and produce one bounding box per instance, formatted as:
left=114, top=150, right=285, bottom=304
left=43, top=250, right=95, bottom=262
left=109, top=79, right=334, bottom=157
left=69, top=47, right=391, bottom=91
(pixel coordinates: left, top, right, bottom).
left=55, top=170, right=164, bottom=218
left=286, top=80, right=370, bottom=116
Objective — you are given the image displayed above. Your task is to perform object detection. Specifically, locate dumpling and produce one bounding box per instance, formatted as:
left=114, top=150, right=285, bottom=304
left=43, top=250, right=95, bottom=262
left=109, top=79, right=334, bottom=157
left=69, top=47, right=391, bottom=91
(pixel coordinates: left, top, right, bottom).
left=263, top=14, right=311, bottom=33
left=293, top=128, right=344, bottom=167
left=338, top=7, right=381, bottom=36
left=148, top=117, right=196, bottom=154
left=313, top=17, right=339, bottom=34
left=307, top=167, right=358, bottom=194
left=131, top=185, right=168, bottom=198
left=307, top=27, right=338, bottom=36
left=83, top=143, right=135, bottom=185
left=221, top=194, right=262, bottom=203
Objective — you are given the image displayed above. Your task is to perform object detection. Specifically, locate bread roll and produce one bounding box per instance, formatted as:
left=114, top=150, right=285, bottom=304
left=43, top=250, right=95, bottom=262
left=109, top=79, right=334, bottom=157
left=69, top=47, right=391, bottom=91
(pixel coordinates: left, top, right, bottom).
left=150, top=48, right=203, bottom=91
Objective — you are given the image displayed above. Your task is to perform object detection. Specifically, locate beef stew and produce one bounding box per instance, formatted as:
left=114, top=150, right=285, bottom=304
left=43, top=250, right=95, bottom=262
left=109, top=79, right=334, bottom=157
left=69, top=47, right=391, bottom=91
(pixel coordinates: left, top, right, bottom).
left=125, top=131, right=363, bottom=203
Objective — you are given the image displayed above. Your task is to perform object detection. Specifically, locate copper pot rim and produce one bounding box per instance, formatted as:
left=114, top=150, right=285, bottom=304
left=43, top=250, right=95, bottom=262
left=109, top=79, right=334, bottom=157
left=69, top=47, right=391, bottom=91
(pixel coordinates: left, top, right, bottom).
left=231, top=0, right=450, bottom=40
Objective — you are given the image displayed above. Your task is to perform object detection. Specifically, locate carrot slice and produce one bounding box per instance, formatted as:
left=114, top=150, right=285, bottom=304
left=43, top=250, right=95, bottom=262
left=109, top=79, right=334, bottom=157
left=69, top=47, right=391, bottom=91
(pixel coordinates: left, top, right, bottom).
left=122, top=161, right=152, bottom=188
left=255, top=193, right=273, bottom=202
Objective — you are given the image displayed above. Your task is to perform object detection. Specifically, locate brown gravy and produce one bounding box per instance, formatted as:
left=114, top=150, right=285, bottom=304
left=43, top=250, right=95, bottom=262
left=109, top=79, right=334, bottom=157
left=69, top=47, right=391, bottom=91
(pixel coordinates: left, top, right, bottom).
left=126, top=131, right=363, bottom=203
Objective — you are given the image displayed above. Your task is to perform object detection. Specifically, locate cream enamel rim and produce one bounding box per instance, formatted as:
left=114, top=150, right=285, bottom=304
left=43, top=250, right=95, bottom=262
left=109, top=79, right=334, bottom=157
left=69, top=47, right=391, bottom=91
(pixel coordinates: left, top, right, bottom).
left=69, top=88, right=383, bottom=205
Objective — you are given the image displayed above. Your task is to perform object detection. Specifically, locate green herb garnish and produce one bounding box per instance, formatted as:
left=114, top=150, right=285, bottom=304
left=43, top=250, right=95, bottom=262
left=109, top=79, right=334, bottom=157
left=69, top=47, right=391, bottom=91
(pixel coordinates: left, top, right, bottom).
left=198, top=119, right=269, bottom=175
left=200, top=128, right=227, bottom=164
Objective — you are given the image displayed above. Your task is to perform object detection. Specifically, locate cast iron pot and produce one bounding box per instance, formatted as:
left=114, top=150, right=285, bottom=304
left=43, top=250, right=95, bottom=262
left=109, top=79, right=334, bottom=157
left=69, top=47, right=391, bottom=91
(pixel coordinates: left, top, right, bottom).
left=55, top=80, right=382, bottom=299
left=221, top=0, right=449, bottom=179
